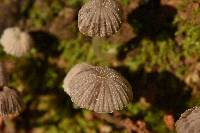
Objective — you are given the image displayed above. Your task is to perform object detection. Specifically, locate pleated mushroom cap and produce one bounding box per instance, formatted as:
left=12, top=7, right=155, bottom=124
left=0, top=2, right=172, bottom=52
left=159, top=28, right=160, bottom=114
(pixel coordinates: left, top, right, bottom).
left=63, top=63, right=133, bottom=113
left=175, top=107, right=200, bottom=133
left=78, top=0, right=123, bottom=37
left=0, top=86, right=24, bottom=117
left=0, top=27, right=33, bottom=57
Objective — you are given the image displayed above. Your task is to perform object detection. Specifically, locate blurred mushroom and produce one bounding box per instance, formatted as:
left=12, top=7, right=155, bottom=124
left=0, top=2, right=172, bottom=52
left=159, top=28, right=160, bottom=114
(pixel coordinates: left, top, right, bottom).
left=78, top=0, right=123, bottom=37
left=49, top=7, right=77, bottom=40
left=63, top=63, right=133, bottom=113
left=0, top=86, right=24, bottom=117
left=0, top=27, right=33, bottom=57
left=175, top=107, right=200, bottom=133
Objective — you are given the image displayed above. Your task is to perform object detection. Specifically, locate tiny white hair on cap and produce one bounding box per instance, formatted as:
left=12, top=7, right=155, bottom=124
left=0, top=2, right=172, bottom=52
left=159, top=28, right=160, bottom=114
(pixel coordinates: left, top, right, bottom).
left=78, top=0, right=123, bottom=37
left=63, top=63, right=133, bottom=113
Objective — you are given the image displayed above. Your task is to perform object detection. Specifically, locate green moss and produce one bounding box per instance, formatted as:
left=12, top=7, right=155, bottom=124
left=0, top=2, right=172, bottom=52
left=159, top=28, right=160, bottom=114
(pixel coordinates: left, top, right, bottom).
left=144, top=110, right=168, bottom=133
left=58, top=36, right=98, bottom=66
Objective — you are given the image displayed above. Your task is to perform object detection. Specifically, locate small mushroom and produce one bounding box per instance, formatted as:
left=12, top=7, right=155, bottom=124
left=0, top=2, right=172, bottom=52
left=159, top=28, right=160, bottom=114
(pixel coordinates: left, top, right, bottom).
left=175, top=107, right=200, bottom=133
left=0, top=27, right=33, bottom=57
left=78, top=0, right=123, bottom=37
left=63, top=63, right=133, bottom=113
left=0, top=86, right=24, bottom=117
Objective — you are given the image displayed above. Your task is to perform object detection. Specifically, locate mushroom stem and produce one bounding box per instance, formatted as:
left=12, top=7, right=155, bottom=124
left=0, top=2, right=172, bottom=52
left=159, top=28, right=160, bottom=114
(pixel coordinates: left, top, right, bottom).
left=0, top=61, right=8, bottom=87
left=92, top=37, right=105, bottom=59
left=0, top=116, right=3, bottom=128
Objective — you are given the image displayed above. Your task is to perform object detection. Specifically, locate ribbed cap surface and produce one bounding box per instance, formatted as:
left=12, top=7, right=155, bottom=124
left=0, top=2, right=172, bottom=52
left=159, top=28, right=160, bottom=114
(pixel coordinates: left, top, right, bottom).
left=0, top=27, right=33, bottom=57
left=176, top=107, right=200, bottom=133
left=0, top=86, right=24, bottom=117
left=78, top=0, right=123, bottom=37
left=63, top=63, right=133, bottom=113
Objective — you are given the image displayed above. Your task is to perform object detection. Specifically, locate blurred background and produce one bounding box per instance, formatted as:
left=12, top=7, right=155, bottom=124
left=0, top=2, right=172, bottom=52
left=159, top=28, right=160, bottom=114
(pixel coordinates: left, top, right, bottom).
left=0, top=0, right=199, bottom=132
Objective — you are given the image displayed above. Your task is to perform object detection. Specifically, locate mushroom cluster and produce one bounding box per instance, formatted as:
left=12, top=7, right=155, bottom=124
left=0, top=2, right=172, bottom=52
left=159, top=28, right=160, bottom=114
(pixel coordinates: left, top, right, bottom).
left=0, top=62, right=24, bottom=118
left=63, top=63, right=133, bottom=113
left=0, top=27, right=33, bottom=57
left=78, top=0, right=123, bottom=37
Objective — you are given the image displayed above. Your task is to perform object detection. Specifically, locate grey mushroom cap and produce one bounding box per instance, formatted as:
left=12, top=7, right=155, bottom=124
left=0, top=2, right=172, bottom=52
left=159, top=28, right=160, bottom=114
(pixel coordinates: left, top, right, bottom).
left=175, top=107, right=200, bottom=133
left=63, top=63, right=133, bottom=113
left=0, top=86, right=24, bottom=117
left=78, top=0, right=123, bottom=37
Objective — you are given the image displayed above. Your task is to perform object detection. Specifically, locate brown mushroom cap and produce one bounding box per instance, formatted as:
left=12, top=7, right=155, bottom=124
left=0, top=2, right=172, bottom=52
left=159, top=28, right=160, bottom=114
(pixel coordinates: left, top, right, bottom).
left=78, top=0, right=123, bottom=37
left=175, top=107, right=200, bottom=133
left=0, top=86, right=24, bottom=117
left=63, top=63, right=133, bottom=113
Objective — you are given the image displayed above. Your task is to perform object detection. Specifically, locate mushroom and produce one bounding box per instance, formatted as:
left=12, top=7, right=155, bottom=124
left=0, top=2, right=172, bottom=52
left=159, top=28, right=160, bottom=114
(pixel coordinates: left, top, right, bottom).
left=175, top=107, right=200, bottom=133
left=0, top=27, right=33, bottom=57
left=0, top=86, right=24, bottom=117
left=63, top=63, right=133, bottom=113
left=0, top=61, right=24, bottom=118
left=78, top=0, right=123, bottom=37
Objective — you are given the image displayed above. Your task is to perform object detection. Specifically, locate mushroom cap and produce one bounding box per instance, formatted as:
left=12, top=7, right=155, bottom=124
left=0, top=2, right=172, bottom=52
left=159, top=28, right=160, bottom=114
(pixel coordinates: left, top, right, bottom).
left=175, top=107, right=200, bottom=133
left=63, top=63, right=133, bottom=113
left=0, top=27, right=33, bottom=57
left=0, top=62, right=8, bottom=87
left=0, top=86, right=24, bottom=117
left=78, top=0, right=123, bottom=37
